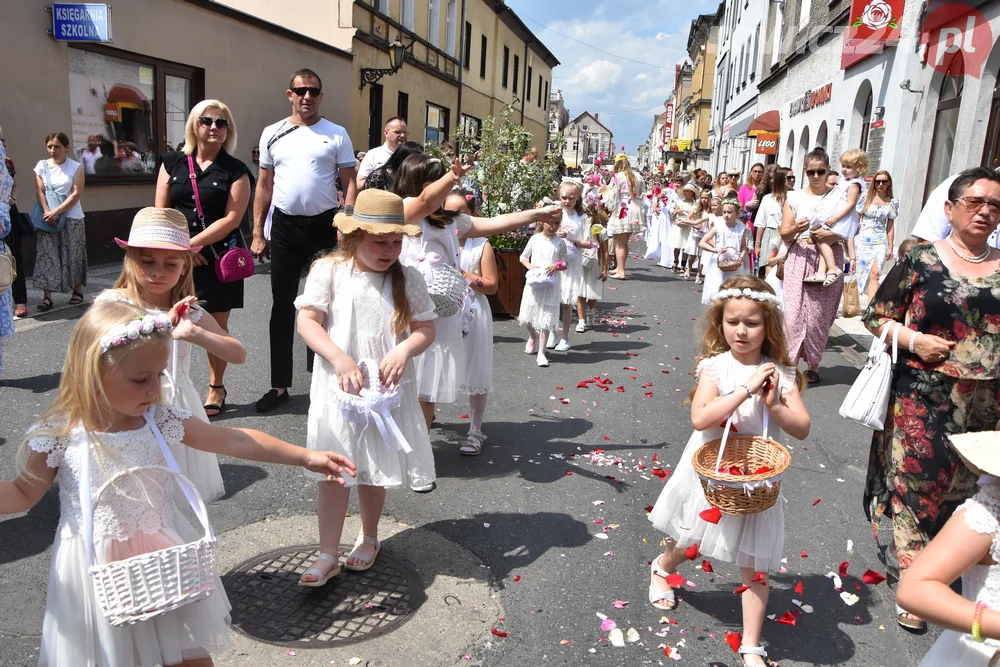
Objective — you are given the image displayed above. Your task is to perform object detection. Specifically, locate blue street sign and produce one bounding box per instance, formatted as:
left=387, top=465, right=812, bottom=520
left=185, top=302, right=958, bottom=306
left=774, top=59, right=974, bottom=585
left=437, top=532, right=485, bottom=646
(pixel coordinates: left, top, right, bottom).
left=51, top=3, right=113, bottom=42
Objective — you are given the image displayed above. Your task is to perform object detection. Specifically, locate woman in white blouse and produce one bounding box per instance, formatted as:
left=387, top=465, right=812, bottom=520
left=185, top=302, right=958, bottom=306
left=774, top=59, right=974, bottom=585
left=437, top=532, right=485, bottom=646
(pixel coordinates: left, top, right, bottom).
left=753, top=166, right=789, bottom=275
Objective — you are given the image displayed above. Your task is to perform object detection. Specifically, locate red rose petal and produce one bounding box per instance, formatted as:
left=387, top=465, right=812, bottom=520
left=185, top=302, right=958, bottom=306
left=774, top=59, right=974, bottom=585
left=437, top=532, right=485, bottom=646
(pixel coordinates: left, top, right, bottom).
left=839, top=561, right=850, bottom=577
left=624, top=366, right=637, bottom=371
left=491, top=628, right=509, bottom=638
left=684, top=544, right=699, bottom=560
left=644, top=505, right=654, bottom=513
left=701, top=559, right=714, bottom=573
left=662, top=370, right=670, bottom=374
left=801, top=551, right=808, bottom=558
left=651, top=468, right=669, bottom=479
left=775, top=611, right=797, bottom=626
left=794, top=580, right=804, bottom=595
left=512, top=575, right=521, bottom=582
left=725, top=631, right=742, bottom=653
left=733, top=585, right=750, bottom=595
left=577, top=381, right=590, bottom=388
left=665, top=573, right=687, bottom=588
left=752, top=572, right=766, bottom=583
left=645, top=392, right=654, bottom=398
left=615, top=386, right=625, bottom=392
left=603, top=435, right=611, bottom=440
left=862, top=569, right=887, bottom=585
left=652, top=453, right=659, bottom=462
left=565, top=471, right=573, bottom=475
left=699, top=507, right=722, bottom=524
left=555, top=386, right=563, bottom=390
left=459, top=414, right=469, bottom=419
left=812, top=499, right=822, bottom=506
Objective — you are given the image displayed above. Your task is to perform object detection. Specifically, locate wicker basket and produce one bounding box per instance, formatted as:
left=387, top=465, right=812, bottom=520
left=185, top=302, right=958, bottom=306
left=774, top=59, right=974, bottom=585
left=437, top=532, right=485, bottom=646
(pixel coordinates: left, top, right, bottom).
left=691, top=414, right=791, bottom=516
left=427, top=262, right=466, bottom=318
left=581, top=248, right=598, bottom=269
left=83, top=465, right=219, bottom=626
left=718, top=258, right=743, bottom=272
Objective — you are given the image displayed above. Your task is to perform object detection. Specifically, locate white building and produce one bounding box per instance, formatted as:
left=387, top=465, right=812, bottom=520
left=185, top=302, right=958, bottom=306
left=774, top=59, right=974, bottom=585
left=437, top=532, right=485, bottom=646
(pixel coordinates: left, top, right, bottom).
left=563, top=111, right=613, bottom=170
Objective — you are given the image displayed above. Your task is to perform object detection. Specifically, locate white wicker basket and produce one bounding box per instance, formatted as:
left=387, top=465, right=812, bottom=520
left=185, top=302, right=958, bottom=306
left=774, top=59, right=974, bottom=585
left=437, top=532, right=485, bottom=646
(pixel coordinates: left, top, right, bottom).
left=581, top=248, right=598, bottom=269
left=331, top=358, right=412, bottom=454
left=79, top=414, right=219, bottom=626
left=526, top=267, right=557, bottom=287
left=427, top=262, right=466, bottom=318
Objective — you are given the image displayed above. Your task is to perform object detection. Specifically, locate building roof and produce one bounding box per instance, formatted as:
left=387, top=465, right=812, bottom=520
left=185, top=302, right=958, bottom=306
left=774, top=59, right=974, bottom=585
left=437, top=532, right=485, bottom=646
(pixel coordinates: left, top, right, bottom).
left=569, top=111, right=612, bottom=136
left=483, top=0, right=560, bottom=69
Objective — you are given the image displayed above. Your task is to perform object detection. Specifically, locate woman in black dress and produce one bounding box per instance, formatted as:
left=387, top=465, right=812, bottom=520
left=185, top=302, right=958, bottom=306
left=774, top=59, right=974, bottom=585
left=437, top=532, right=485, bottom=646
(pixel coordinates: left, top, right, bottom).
left=155, top=99, right=252, bottom=416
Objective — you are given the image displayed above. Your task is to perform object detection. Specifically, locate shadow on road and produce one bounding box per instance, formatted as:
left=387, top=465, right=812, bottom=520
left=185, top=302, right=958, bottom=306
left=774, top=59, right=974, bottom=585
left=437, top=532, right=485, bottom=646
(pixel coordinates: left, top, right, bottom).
left=219, top=463, right=270, bottom=500
left=0, top=491, right=59, bottom=565
left=0, top=371, right=62, bottom=394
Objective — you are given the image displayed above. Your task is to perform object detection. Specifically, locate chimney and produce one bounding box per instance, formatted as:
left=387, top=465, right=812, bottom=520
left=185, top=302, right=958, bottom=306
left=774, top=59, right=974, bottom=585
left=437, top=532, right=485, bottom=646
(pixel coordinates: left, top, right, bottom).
left=594, top=113, right=599, bottom=121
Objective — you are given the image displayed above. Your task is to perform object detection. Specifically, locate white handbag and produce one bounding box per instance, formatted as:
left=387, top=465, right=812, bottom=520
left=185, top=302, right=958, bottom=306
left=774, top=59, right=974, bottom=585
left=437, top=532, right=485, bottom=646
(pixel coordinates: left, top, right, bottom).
left=839, top=322, right=900, bottom=430
left=0, top=242, right=15, bottom=293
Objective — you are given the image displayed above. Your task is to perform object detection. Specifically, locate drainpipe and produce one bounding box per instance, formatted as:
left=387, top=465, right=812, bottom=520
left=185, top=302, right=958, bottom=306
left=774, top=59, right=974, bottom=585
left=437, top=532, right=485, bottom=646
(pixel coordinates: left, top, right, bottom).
left=455, top=0, right=467, bottom=154
left=521, top=40, right=529, bottom=127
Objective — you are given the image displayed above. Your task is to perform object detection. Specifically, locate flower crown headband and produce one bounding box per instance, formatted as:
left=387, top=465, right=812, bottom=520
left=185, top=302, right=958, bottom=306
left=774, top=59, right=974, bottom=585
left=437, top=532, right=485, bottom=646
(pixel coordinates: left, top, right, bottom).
left=99, top=314, right=174, bottom=355
left=711, top=287, right=782, bottom=307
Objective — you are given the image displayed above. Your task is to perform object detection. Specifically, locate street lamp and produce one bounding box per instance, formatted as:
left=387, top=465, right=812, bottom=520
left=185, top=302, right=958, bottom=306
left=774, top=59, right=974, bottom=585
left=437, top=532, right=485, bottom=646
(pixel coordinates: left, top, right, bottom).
left=360, top=39, right=411, bottom=90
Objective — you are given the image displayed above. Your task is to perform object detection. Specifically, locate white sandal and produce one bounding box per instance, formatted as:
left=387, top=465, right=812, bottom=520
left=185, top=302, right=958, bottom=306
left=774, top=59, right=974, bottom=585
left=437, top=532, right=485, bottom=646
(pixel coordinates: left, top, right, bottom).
left=648, top=556, right=677, bottom=611
left=298, top=552, right=341, bottom=587
left=460, top=431, right=486, bottom=456
left=343, top=535, right=381, bottom=572
left=822, top=268, right=844, bottom=286
left=738, top=644, right=774, bottom=666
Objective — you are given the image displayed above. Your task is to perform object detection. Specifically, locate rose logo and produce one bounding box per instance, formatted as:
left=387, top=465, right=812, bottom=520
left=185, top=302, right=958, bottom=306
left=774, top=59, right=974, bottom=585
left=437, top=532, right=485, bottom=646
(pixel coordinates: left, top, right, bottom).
left=855, top=0, right=898, bottom=30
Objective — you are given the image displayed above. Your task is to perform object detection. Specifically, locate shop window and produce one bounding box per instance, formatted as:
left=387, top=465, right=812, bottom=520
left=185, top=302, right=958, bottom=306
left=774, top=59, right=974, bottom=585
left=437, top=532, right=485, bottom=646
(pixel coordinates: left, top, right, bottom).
left=925, top=55, right=964, bottom=203
left=426, top=103, right=449, bottom=145
left=69, top=45, right=202, bottom=184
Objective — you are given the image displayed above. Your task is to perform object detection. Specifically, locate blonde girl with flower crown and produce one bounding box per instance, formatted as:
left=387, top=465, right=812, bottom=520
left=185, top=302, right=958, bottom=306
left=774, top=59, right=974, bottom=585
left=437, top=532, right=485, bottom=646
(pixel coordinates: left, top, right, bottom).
left=647, top=276, right=810, bottom=667
left=0, top=301, right=354, bottom=667
left=604, top=154, right=645, bottom=279
left=96, top=207, right=247, bottom=503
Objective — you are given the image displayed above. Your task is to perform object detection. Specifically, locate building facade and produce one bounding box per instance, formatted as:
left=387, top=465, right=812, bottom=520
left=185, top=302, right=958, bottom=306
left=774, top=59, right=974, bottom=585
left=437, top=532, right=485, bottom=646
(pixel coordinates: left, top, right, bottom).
left=677, top=13, right=718, bottom=171
left=548, top=89, right=570, bottom=152
left=563, top=112, right=613, bottom=171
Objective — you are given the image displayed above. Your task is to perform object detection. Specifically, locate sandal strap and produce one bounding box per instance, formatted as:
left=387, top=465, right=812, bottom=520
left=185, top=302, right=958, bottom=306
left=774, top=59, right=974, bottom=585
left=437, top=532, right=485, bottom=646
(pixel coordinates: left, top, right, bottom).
left=738, top=645, right=767, bottom=657
left=354, top=535, right=379, bottom=548
left=650, top=557, right=672, bottom=579
left=302, top=552, right=338, bottom=574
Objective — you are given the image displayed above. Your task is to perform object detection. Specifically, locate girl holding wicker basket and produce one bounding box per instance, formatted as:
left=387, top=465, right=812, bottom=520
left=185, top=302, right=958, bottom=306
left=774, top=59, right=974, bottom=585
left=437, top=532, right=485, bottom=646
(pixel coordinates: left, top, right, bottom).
left=0, top=300, right=355, bottom=667
left=699, top=199, right=749, bottom=305
left=647, top=275, right=810, bottom=667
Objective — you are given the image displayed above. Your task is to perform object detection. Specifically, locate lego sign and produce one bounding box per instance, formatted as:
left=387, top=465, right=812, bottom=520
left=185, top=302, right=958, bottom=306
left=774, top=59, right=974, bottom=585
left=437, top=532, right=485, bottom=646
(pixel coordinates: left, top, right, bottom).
left=755, top=134, right=779, bottom=155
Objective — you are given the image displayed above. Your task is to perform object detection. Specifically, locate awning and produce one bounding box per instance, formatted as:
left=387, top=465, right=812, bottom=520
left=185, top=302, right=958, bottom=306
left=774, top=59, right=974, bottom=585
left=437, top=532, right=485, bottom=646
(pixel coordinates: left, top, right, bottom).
left=726, top=115, right=755, bottom=139
left=747, top=110, right=780, bottom=137
left=107, top=84, right=150, bottom=109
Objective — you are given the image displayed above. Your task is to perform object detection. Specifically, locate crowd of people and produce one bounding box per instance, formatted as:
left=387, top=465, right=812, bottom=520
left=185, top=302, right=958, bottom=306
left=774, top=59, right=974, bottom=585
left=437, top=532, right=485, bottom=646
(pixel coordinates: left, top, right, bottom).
left=3, top=62, right=1000, bottom=664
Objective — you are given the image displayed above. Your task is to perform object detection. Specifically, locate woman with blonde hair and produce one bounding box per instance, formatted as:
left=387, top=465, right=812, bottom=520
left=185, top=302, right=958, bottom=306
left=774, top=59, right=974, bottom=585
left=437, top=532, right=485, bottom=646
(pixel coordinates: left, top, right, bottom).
left=854, top=169, right=898, bottom=299
left=155, top=99, right=252, bottom=417
left=603, top=154, right=645, bottom=279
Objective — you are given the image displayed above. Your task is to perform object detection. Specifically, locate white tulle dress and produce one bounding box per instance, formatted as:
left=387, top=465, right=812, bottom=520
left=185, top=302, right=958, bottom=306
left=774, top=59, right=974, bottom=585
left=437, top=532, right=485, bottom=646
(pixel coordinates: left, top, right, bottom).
left=559, top=208, right=588, bottom=305
left=460, top=237, right=493, bottom=395
left=648, top=352, right=796, bottom=572
left=700, top=220, right=749, bottom=305
left=401, top=208, right=473, bottom=404
left=580, top=224, right=606, bottom=301
left=668, top=200, right=696, bottom=250
left=294, top=257, right=437, bottom=488
left=645, top=189, right=677, bottom=268
left=604, top=173, right=646, bottom=236
left=518, top=233, right=567, bottom=331
left=94, top=290, right=226, bottom=503
left=918, top=485, right=1000, bottom=666
left=28, top=405, right=232, bottom=666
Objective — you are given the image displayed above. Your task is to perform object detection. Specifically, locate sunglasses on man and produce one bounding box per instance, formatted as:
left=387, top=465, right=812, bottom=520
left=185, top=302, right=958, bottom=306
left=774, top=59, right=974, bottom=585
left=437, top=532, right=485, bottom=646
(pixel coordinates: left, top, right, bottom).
left=291, top=86, right=322, bottom=97
left=805, top=168, right=827, bottom=177
left=198, top=117, right=229, bottom=129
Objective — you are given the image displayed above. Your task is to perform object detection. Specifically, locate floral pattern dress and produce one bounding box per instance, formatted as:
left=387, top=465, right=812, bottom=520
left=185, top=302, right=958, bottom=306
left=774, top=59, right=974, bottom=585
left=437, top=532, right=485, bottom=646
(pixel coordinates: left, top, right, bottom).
left=855, top=198, right=898, bottom=291
left=0, top=140, right=13, bottom=374
left=862, top=243, right=1000, bottom=569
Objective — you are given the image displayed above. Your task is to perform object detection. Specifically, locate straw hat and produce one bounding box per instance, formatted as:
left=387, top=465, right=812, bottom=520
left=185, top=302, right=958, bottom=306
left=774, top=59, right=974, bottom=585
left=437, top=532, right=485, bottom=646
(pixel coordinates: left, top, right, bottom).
left=115, top=207, right=203, bottom=252
left=334, top=189, right=422, bottom=236
left=682, top=183, right=700, bottom=195
left=949, top=432, right=1000, bottom=476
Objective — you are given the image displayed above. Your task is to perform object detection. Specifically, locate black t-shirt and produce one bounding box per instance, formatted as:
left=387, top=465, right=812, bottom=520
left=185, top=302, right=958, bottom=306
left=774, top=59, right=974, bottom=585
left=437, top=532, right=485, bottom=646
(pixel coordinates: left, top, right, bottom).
left=161, top=149, right=251, bottom=258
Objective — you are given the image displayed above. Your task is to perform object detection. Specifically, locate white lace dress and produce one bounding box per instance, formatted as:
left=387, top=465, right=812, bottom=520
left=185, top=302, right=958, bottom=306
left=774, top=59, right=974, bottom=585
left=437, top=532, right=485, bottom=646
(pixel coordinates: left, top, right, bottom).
left=580, top=223, right=606, bottom=301
left=559, top=209, right=588, bottom=305
left=294, top=258, right=437, bottom=488
left=517, top=233, right=567, bottom=331
left=28, top=405, right=231, bottom=667
left=701, top=220, right=749, bottom=305
left=648, top=353, right=796, bottom=572
left=460, top=238, right=493, bottom=395
left=919, top=486, right=1000, bottom=665
left=604, top=173, right=646, bottom=236
left=94, top=291, right=226, bottom=502
left=401, top=209, right=472, bottom=404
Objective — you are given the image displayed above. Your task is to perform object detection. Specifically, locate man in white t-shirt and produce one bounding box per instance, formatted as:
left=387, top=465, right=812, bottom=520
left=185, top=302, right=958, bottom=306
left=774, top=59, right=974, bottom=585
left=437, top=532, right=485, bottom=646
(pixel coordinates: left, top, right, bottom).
left=79, top=135, right=102, bottom=174
left=356, top=117, right=407, bottom=189
left=252, top=67, right=357, bottom=412
left=913, top=168, right=1000, bottom=248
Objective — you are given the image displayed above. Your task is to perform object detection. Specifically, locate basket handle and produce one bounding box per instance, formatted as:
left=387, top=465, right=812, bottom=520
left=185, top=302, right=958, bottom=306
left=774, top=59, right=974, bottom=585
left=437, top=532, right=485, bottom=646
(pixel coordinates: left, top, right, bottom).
left=713, top=404, right=770, bottom=473
left=355, top=358, right=380, bottom=392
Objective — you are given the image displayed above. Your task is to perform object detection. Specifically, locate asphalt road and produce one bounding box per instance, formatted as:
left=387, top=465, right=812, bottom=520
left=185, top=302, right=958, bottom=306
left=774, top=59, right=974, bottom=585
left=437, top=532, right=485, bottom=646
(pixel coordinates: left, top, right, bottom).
left=0, top=255, right=939, bottom=666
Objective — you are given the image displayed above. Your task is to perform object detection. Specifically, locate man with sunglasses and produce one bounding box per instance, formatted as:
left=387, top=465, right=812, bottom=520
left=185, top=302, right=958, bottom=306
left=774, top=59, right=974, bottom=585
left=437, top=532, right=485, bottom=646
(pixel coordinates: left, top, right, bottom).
left=913, top=167, right=1000, bottom=249
left=252, top=68, right=358, bottom=413
left=356, top=117, right=408, bottom=189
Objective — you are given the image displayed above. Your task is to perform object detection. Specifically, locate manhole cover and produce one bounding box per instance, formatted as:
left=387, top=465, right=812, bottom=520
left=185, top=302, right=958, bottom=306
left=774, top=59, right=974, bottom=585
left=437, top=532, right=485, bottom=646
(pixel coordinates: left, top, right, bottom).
left=222, top=544, right=421, bottom=647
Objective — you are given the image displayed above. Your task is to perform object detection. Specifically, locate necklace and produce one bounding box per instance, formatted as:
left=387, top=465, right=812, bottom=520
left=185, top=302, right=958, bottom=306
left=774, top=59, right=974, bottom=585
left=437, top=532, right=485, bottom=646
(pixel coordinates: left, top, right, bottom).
left=946, top=234, right=991, bottom=263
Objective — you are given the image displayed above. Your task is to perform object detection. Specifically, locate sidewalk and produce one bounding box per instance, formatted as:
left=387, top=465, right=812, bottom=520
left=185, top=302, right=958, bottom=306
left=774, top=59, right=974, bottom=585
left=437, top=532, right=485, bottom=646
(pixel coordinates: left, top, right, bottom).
left=14, top=262, right=122, bottom=324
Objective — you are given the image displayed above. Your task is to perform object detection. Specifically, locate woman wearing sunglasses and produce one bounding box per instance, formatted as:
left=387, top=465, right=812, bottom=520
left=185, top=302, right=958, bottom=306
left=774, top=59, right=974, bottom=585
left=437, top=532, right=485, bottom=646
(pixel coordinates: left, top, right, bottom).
left=854, top=170, right=898, bottom=301
left=155, top=100, right=253, bottom=420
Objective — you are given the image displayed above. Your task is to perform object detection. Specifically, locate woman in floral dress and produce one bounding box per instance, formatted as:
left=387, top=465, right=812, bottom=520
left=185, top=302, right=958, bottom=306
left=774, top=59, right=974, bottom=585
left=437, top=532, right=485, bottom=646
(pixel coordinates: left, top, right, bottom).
left=854, top=170, right=898, bottom=299
left=863, top=167, right=1000, bottom=631
left=0, top=136, right=13, bottom=373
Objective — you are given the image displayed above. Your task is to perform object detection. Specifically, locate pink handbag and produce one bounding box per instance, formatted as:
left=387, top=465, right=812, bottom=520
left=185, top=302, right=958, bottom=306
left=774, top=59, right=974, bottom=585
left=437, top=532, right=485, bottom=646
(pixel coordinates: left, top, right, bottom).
left=188, top=155, right=255, bottom=283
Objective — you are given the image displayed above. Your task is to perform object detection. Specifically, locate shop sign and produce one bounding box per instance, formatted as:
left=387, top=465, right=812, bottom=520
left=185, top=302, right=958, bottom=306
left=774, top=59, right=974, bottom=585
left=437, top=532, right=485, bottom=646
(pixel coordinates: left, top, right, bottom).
left=789, top=84, right=833, bottom=117
left=755, top=134, right=779, bottom=155
left=51, top=3, right=112, bottom=42
left=920, top=4, right=992, bottom=79
left=663, top=103, right=674, bottom=142
left=841, top=0, right=904, bottom=69
left=722, top=123, right=731, bottom=140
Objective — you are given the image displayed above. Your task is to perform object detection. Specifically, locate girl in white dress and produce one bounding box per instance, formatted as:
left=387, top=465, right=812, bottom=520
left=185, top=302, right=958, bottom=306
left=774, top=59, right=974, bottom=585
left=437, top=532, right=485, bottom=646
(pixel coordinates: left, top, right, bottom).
left=393, top=155, right=560, bottom=428
left=0, top=300, right=354, bottom=667
left=700, top=199, right=749, bottom=305
left=555, top=181, right=590, bottom=350
left=578, top=202, right=609, bottom=330
left=295, top=189, right=439, bottom=585
left=763, top=236, right=787, bottom=302
left=644, top=185, right=677, bottom=268
left=898, top=433, right=1000, bottom=666
left=98, top=207, right=247, bottom=503
left=647, top=276, right=810, bottom=667
left=445, top=192, right=497, bottom=457
left=604, top=155, right=646, bottom=280
left=667, top=184, right=699, bottom=275
left=698, top=197, right=724, bottom=285
left=684, top=190, right=712, bottom=281
left=518, top=217, right=568, bottom=367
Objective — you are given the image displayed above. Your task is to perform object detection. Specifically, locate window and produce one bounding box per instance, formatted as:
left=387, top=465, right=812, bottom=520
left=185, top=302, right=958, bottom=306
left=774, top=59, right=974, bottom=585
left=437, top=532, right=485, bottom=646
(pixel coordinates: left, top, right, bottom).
left=426, top=103, right=449, bottom=144
left=401, top=0, right=414, bottom=30
left=771, top=3, right=784, bottom=66
left=428, top=0, right=440, bottom=47
left=368, top=83, right=383, bottom=149
left=502, top=46, right=509, bottom=88
left=372, top=0, right=385, bottom=13
left=798, top=0, right=811, bottom=30
left=397, top=91, right=409, bottom=124
left=513, top=55, right=520, bottom=93
left=480, top=35, right=487, bottom=78
left=751, top=24, right=760, bottom=78
left=544, top=81, right=549, bottom=109
left=461, top=113, right=482, bottom=137
left=983, top=78, right=1000, bottom=169
left=446, top=0, right=457, bottom=56
left=463, top=21, right=472, bottom=69
left=69, top=45, right=202, bottom=182
left=537, top=75, right=542, bottom=107
left=925, top=57, right=964, bottom=202
left=527, top=66, right=533, bottom=101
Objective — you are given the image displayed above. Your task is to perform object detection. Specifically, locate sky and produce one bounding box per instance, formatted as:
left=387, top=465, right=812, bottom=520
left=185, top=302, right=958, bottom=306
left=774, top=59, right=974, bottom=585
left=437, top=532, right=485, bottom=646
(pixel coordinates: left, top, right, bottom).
left=504, top=0, right=721, bottom=156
